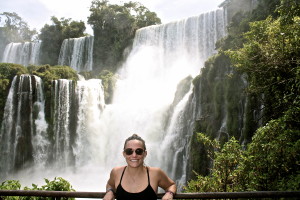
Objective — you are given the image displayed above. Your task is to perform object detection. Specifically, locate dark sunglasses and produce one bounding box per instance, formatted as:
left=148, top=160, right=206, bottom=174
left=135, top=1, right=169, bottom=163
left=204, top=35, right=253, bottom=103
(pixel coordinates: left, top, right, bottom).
left=124, top=148, right=145, bottom=155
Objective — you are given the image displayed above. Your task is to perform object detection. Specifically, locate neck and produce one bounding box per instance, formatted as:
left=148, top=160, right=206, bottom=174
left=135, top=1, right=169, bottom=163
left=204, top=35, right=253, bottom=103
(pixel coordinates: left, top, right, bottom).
left=126, top=165, right=145, bottom=174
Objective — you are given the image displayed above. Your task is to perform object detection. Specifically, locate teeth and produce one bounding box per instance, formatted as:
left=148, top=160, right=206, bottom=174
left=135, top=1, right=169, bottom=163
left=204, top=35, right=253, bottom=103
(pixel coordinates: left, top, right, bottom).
left=131, top=159, right=138, bottom=162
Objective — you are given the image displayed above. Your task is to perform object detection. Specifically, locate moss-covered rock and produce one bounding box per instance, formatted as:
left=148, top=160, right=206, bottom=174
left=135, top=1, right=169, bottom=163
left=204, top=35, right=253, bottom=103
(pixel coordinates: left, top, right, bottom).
left=98, top=70, right=117, bottom=104
left=190, top=52, right=261, bottom=176
left=0, top=63, right=28, bottom=125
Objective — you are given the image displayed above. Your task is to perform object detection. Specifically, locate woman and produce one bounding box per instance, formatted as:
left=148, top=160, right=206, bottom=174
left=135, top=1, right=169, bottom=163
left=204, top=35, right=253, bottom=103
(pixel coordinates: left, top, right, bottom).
left=103, top=134, right=177, bottom=200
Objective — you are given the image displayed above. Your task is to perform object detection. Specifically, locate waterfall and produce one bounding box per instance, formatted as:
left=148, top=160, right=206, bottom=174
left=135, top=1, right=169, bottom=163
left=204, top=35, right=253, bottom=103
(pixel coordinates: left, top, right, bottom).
left=133, top=8, right=227, bottom=75
left=73, top=79, right=105, bottom=166
left=29, top=42, right=42, bottom=65
left=97, top=8, right=227, bottom=189
left=52, top=79, right=73, bottom=168
left=0, top=77, right=106, bottom=187
left=32, top=76, right=49, bottom=167
left=58, top=36, right=94, bottom=72
left=0, top=9, right=227, bottom=191
left=1, top=42, right=41, bottom=66
left=51, top=78, right=105, bottom=168
left=0, top=75, right=47, bottom=179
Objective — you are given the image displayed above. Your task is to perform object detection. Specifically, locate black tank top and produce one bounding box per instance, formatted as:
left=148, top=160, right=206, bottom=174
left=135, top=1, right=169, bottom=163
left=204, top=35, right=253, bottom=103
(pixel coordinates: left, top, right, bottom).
left=115, top=166, right=157, bottom=200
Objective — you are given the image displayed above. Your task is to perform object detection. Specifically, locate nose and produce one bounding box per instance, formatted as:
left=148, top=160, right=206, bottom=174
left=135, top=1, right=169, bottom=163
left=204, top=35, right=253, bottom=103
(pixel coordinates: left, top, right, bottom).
left=132, top=151, right=137, bottom=156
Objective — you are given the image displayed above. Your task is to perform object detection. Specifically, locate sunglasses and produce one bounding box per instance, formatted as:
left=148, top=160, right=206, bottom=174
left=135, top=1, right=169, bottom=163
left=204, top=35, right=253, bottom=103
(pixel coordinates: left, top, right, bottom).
left=124, top=148, right=145, bottom=155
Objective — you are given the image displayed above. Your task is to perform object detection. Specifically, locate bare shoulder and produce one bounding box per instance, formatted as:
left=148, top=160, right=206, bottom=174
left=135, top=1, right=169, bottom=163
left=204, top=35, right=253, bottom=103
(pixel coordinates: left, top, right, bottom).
left=108, top=166, right=126, bottom=187
left=147, top=166, right=175, bottom=190
left=111, top=166, right=126, bottom=176
left=148, top=167, right=166, bottom=177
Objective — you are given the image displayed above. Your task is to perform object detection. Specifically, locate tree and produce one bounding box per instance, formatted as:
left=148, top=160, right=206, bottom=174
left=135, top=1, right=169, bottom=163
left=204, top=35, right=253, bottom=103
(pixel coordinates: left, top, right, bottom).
left=88, top=0, right=161, bottom=72
left=185, top=134, right=243, bottom=192
left=226, top=0, right=300, bottom=123
left=39, top=16, right=86, bottom=65
left=0, top=12, right=37, bottom=59
left=0, top=63, right=28, bottom=126
left=186, top=0, right=300, bottom=193
left=1, top=177, right=75, bottom=200
left=241, top=113, right=300, bottom=191
left=185, top=117, right=300, bottom=192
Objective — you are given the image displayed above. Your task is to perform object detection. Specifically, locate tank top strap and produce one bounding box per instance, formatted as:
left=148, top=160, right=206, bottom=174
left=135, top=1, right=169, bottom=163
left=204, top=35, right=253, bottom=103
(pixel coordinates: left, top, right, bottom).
left=146, top=167, right=150, bottom=185
left=119, top=166, right=127, bottom=184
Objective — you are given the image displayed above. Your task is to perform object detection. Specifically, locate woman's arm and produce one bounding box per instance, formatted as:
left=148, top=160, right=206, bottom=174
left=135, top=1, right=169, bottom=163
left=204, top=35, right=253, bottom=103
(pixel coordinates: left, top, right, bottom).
left=103, top=168, right=116, bottom=200
left=156, top=168, right=177, bottom=200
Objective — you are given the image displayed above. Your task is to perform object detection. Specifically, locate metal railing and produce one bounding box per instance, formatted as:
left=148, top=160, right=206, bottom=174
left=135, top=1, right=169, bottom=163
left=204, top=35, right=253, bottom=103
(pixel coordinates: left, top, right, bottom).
left=0, top=190, right=299, bottom=199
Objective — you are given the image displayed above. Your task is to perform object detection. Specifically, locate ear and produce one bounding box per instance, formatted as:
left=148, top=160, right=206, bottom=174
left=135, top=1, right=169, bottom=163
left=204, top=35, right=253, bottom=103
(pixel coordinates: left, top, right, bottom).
left=123, top=150, right=126, bottom=158
left=144, top=150, right=147, bottom=157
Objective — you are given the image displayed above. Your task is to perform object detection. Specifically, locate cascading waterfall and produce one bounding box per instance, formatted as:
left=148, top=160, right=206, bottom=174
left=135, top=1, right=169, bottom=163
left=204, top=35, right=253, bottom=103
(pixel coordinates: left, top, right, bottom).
left=73, top=78, right=105, bottom=167
left=133, top=9, right=227, bottom=74
left=1, top=42, right=41, bottom=66
left=0, top=76, right=106, bottom=187
left=52, top=79, right=73, bottom=168
left=0, top=8, right=227, bottom=191
left=29, top=42, right=42, bottom=65
left=32, top=76, right=49, bottom=167
left=58, top=36, right=94, bottom=72
left=51, top=78, right=106, bottom=169
left=0, top=75, right=47, bottom=179
left=131, top=6, right=227, bottom=181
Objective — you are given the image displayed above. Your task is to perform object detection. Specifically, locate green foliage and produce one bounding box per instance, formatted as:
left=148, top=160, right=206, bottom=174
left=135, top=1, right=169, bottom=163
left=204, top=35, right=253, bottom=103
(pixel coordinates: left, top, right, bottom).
left=0, top=64, right=78, bottom=130
left=0, top=63, right=28, bottom=125
left=277, top=0, right=300, bottom=25
left=0, top=180, right=22, bottom=190
left=0, top=180, right=22, bottom=200
left=216, top=0, right=282, bottom=51
left=0, top=12, right=38, bottom=57
left=88, top=0, right=161, bottom=72
left=98, top=69, right=117, bottom=104
left=196, top=133, right=220, bottom=160
left=0, top=12, right=38, bottom=62
left=185, top=135, right=243, bottom=192
left=0, top=63, right=28, bottom=80
left=241, top=110, right=300, bottom=191
left=0, top=177, right=75, bottom=200
left=40, top=177, right=75, bottom=193
left=186, top=109, right=300, bottom=192
left=192, top=53, right=250, bottom=143
left=39, top=17, right=86, bottom=65
left=28, top=65, right=78, bottom=123
left=188, top=0, right=300, bottom=193
left=30, top=65, right=78, bottom=81
left=227, top=15, right=300, bottom=122
left=251, top=0, right=281, bottom=21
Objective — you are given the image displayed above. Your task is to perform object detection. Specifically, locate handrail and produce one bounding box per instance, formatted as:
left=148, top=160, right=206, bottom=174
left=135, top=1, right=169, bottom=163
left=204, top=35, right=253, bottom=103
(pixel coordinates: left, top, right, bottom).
left=0, top=190, right=299, bottom=199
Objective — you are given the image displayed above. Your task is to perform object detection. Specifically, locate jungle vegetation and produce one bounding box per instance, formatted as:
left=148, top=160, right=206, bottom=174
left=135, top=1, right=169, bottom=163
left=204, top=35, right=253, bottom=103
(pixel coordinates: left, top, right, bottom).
left=0, top=0, right=299, bottom=194
left=186, top=0, right=299, bottom=192
left=88, top=0, right=161, bottom=72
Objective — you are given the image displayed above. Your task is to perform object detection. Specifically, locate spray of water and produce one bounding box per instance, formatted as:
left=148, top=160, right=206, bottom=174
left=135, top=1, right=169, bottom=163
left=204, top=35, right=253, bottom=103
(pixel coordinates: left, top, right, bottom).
left=0, top=9, right=226, bottom=192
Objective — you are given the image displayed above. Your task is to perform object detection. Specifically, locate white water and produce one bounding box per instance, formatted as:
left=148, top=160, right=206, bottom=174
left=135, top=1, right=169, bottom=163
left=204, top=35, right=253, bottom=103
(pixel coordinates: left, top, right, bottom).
left=0, top=9, right=227, bottom=191
left=1, top=42, right=41, bottom=65
left=0, top=75, right=45, bottom=178
left=58, top=36, right=94, bottom=72
left=32, top=76, right=49, bottom=167
left=52, top=79, right=73, bottom=168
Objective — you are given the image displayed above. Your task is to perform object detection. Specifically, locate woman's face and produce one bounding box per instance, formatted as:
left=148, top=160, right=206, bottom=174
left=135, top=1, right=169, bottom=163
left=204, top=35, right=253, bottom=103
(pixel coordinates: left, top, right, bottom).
left=123, top=139, right=147, bottom=168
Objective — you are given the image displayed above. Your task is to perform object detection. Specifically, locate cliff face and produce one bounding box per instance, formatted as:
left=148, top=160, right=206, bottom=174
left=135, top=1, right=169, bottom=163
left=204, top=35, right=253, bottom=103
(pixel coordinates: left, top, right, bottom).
left=220, top=0, right=259, bottom=22
left=186, top=53, right=262, bottom=179
left=184, top=0, right=263, bottom=179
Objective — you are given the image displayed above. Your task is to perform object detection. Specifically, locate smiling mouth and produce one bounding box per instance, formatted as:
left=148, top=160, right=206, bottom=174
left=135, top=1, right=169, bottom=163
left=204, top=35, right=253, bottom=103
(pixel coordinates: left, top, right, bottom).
left=130, top=159, right=138, bottom=162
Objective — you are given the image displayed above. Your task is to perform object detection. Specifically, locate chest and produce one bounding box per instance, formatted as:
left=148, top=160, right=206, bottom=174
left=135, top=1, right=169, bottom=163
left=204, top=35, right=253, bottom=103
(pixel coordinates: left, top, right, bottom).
left=119, top=171, right=148, bottom=192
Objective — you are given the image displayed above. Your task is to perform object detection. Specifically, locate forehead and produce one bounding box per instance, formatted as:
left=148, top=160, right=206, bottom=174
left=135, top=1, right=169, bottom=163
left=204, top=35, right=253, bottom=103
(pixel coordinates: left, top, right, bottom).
left=125, top=139, right=144, bottom=149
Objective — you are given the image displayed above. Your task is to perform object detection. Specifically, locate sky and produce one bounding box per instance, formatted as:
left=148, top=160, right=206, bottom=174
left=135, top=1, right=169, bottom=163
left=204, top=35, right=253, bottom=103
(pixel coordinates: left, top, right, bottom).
left=0, top=0, right=225, bottom=35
